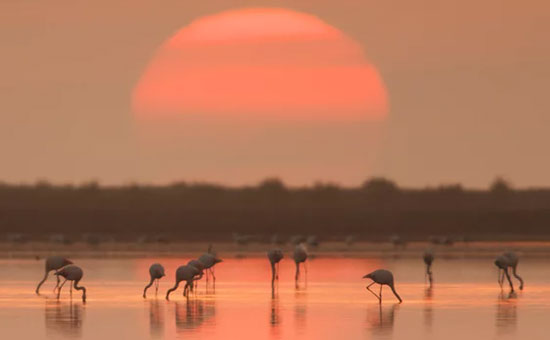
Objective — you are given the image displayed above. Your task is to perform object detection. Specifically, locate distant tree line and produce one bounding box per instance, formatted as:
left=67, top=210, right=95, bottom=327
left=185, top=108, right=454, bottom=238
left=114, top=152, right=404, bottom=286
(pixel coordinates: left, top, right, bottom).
left=0, top=177, right=549, bottom=241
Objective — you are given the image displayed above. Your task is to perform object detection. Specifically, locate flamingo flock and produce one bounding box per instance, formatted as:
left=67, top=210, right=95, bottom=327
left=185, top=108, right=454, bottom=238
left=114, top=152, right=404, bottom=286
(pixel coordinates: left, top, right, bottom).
left=34, top=244, right=525, bottom=304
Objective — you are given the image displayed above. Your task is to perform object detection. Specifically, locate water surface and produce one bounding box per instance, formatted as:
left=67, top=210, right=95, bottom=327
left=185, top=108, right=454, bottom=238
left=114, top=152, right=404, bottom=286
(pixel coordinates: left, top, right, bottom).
left=0, top=256, right=548, bottom=339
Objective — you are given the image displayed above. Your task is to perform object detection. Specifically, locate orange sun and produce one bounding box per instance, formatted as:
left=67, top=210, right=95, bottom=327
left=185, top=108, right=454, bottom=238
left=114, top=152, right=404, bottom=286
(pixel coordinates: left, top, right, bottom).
left=132, top=7, right=388, bottom=121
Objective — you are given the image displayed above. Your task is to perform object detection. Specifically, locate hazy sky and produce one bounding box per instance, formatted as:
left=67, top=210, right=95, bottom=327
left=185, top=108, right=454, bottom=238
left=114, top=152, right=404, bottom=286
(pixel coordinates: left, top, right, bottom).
left=1, top=0, right=549, bottom=188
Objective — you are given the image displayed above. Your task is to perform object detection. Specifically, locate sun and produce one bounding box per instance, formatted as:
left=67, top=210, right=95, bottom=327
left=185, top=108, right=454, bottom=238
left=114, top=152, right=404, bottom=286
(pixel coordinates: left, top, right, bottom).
left=132, top=7, right=388, bottom=122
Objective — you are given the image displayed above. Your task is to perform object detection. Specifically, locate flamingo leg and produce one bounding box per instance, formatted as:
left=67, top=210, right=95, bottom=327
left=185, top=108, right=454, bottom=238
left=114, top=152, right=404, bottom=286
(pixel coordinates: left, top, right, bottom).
left=57, top=279, right=68, bottom=299
left=53, top=271, right=61, bottom=292
left=512, top=265, right=524, bottom=290
left=155, top=279, right=159, bottom=295
left=276, top=262, right=280, bottom=280
left=366, top=282, right=381, bottom=302
left=379, top=285, right=383, bottom=304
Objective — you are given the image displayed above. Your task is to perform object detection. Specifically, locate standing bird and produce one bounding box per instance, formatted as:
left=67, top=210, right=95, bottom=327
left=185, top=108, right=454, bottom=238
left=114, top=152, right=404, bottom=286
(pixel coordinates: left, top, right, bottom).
left=143, top=263, right=165, bottom=298
left=198, top=253, right=223, bottom=283
left=293, top=244, right=308, bottom=285
left=267, top=249, right=284, bottom=286
left=165, top=265, right=201, bottom=300
left=503, top=251, right=524, bottom=290
left=495, top=255, right=514, bottom=292
left=423, top=250, right=434, bottom=286
left=187, top=259, right=206, bottom=290
left=363, top=269, right=402, bottom=304
left=36, top=256, right=73, bottom=295
left=55, top=265, right=86, bottom=303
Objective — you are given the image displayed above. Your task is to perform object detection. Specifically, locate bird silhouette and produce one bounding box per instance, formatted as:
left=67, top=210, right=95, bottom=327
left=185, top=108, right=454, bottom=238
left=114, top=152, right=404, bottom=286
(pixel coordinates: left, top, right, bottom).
left=166, top=265, right=201, bottom=300
left=363, top=269, right=402, bottom=304
left=495, top=255, right=515, bottom=292
left=36, top=256, right=73, bottom=295
left=503, top=252, right=524, bottom=290
left=293, top=244, right=308, bottom=286
left=187, top=259, right=206, bottom=290
left=198, top=253, right=222, bottom=283
left=423, top=250, right=434, bottom=286
left=267, top=249, right=284, bottom=287
left=55, top=265, right=86, bottom=303
left=143, top=263, right=165, bottom=298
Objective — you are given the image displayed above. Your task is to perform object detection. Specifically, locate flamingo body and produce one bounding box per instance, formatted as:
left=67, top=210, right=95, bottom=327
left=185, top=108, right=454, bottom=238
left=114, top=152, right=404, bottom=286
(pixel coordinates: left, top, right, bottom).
left=36, top=256, right=73, bottom=294
left=143, top=263, right=165, bottom=298
left=363, top=269, right=402, bottom=304
left=55, top=265, right=86, bottom=302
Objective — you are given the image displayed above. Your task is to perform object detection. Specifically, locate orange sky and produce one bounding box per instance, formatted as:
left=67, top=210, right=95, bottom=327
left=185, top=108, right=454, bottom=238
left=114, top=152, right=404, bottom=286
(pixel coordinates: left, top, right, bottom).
left=1, top=1, right=549, bottom=187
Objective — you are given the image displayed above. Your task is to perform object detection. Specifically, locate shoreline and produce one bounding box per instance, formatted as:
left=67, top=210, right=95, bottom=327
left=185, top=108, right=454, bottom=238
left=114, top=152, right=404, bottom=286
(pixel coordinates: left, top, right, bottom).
left=2, top=241, right=550, bottom=259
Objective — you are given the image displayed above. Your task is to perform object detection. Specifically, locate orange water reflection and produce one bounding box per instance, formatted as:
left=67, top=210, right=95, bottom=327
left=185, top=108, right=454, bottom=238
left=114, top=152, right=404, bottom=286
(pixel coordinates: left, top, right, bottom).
left=45, top=300, right=84, bottom=338
left=0, top=257, right=549, bottom=339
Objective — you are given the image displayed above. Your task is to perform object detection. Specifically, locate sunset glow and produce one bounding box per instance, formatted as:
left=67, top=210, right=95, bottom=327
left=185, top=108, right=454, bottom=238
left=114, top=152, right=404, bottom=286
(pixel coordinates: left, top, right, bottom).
left=133, top=8, right=388, bottom=121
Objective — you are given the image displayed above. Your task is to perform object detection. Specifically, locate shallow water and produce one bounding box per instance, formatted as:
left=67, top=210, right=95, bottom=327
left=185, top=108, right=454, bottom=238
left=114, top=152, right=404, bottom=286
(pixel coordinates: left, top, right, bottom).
left=0, top=256, right=548, bottom=339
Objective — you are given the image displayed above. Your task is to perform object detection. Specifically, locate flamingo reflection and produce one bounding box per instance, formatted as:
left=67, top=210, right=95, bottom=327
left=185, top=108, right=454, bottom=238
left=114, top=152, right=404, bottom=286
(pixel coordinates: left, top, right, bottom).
left=44, top=300, right=84, bottom=338
left=496, top=291, right=518, bottom=334
left=366, top=303, right=399, bottom=336
left=423, top=287, right=433, bottom=331
left=294, top=288, right=307, bottom=333
left=149, top=300, right=164, bottom=338
left=175, top=299, right=216, bottom=333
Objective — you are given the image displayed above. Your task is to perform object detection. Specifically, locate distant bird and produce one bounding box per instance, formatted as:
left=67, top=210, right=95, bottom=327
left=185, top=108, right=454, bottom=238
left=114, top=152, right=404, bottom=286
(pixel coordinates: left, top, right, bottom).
left=423, top=250, right=434, bottom=285
left=345, top=234, right=357, bottom=246
left=232, top=233, right=253, bottom=246
left=293, top=244, right=308, bottom=284
left=503, top=251, right=524, bottom=290
left=363, top=269, right=402, bottom=304
left=36, top=256, right=73, bottom=295
left=198, top=253, right=223, bottom=283
left=143, top=263, right=165, bottom=298
left=165, top=265, right=201, bottom=300
left=267, top=249, right=284, bottom=286
left=55, top=265, right=86, bottom=302
left=495, top=255, right=514, bottom=292
left=306, top=235, right=319, bottom=247
left=290, top=235, right=307, bottom=245
left=390, top=235, right=406, bottom=248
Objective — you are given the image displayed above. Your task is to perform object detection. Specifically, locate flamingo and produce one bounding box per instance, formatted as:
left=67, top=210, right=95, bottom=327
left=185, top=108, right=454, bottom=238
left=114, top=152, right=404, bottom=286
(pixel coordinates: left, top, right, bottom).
left=503, top=251, right=524, bottom=290
left=198, top=253, right=222, bottom=283
left=143, top=263, right=165, bottom=298
left=293, top=244, right=308, bottom=285
left=267, top=249, right=284, bottom=286
left=187, top=259, right=205, bottom=290
left=495, top=255, right=514, bottom=292
left=55, top=265, right=86, bottom=302
left=36, top=256, right=73, bottom=295
left=165, top=265, right=201, bottom=300
left=363, top=269, right=402, bottom=304
left=423, top=250, right=434, bottom=285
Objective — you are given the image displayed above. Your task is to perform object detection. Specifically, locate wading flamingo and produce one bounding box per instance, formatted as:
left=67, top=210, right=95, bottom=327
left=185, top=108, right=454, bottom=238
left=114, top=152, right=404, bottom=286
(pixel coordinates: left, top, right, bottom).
left=143, top=263, right=165, bottom=298
left=495, top=255, right=514, bottom=292
left=267, top=249, right=284, bottom=286
left=166, top=265, right=201, bottom=300
left=55, top=265, right=86, bottom=302
left=187, top=259, right=205, bottom=290
left=293, top=244, right=308, bottom=285
left=36, top=256, right=73, bottom=295
left=198, top=253, right=222, bottom=283
left=363, top=269, right=402, bottom=304
left=423, top=250, right=434, bottom=285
